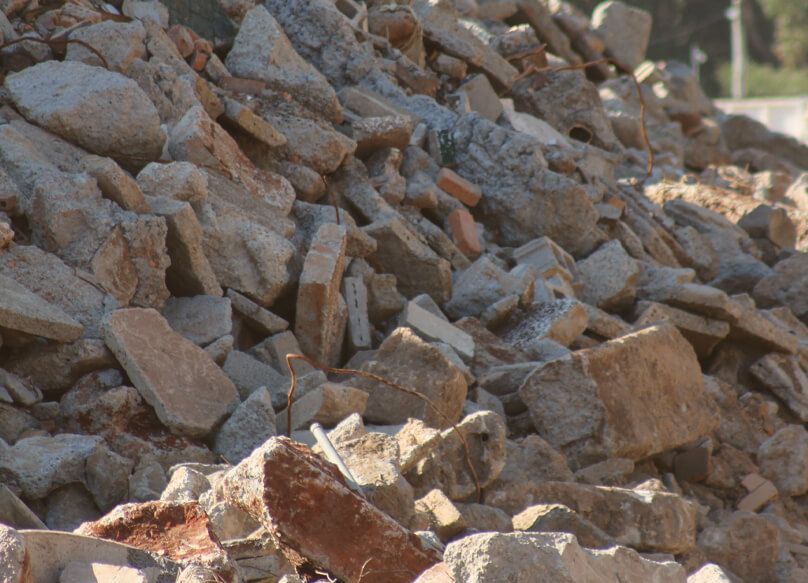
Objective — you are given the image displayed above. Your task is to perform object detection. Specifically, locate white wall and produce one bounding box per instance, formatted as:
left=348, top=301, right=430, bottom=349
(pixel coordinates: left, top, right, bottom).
left=715, top=96, right=808, bottom=144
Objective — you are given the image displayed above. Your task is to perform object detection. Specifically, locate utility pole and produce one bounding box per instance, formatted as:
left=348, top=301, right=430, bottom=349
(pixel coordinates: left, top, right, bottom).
left=727, top=0, right=747, bottom=98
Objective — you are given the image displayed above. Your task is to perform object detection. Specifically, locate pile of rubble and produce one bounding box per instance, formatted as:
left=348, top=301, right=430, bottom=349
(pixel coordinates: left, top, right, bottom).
left=0, top=0, right=807, bottom=581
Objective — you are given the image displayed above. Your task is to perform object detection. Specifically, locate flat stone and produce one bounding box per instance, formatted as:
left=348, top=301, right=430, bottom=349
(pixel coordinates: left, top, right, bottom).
left=0, top=274, right=83, bottom=342
left=400, top=301, right=475, bottom=360
left=226, top=289, right=288, bottom=336
left=354, top=327, right=468, bottom=429
left=512, top=503, right=616, bottom=549
left=519, top=324, right=719, bottom=467
left=103, top=308, right=240, bottom=437
left=342, top=277, right=372, bottom=353
left=65, top=19, right=147, bottom=74
left=222, top=350, right=289, bottom=406
left=136, top=161, right=208, bottom=204
left=0, top=484, right=46, bottom=529
left=162, top=296, right=231, bottom=346
left=591, top=1, right=652, bottom=70
left=750, top=353, right=808, bottom=422
left=219, top=437, right=441, bottom=582
left=500, top=300, right=589, bottom=350
left=80, top=155, right=150, bottom=212
left=5, top=61, right=163, bottom=168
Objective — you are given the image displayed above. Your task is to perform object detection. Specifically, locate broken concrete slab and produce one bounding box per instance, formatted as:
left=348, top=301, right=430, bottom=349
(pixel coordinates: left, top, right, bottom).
left=103, top=308, right=240, bottom=437
left=214, top=387, right=277, bottom=466
left=757, top=425, right=808, bottom=496
left=279, top=383, right=368, bottom=434
left=400, top=300, right=475, bottom=360
left=634, top=301, right=730, bottom=357
left=591, top=1, right=652, bottom=70
left=500, top=300, right=589, bottom=351
left=0, top=274, right=83, bottom=342
left=519, top=324, right=718, bottom=467
left=749, top=353, right=808, bottom=422
left=161, top=296, right=231, bottom=346
left=219, top=437, right=441, bottom=582
left=575, top=240, right=639, bottom=311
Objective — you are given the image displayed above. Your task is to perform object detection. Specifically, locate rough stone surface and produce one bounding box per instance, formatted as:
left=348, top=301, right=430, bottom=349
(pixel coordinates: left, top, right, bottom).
left=576, top=241, right=640, bottom=311
left=698, top=512, right=780, bottom=583
left=103, top=308, right=239, bottom=437
left=0, top=274, right=83, bottom=342
left=213, top=386, right=276, bottom=465
left=519, top=324, right=718, bottom=467
left=757, top=425, right=808, bottom=496
left=5, top=61, right=164, bottom=168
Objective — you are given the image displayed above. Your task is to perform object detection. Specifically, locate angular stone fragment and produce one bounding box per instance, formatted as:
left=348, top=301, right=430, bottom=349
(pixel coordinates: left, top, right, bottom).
left=749, top=353, right=808, bottom=422
left=355, top=327, right=467, bottom=428
left=295, top=223, right=348, bottom=366
left=65, top=19, right=147, bottom=73
left=575, top=241, right=639, bottom=311
left=407, top=411, right=507, bottom=500
left=353, top=116, right=414, bottom=157
left=5, top=61, right=163, bottom=168
left=513, top=236, right=576, bottom=282
left=591, top=1, right=652, bottom=70
left=0, top=274, right=83, bottom=342
left=225, top=6, right=342, bottom=123
left=519, top=324, right=718, bottom=467
left=641, top=283, right=742, bottom=322
left=342, top=277, right=372, bottom=353
left=414, top=489, right=466, bottom=541
left=436, top=168, right=481, bottom=207
left=738, top=204, right=797, bottom=249
left=444, top=532, right=686, bottom=583
left=634, top=301, right=729, bottom=357
left=214, top=387, right=277, bottom=465
left=76, top=501, right=235, bottom=578
left=222, top=350, right=288, bottom=405
left=227, top=289, right=288, bottom=336
left=222, top=96, right=287, bottom=147
left=103, top=308, right=239, bottom=437
left=219, top=438, right=440, bottom=582
left=162, top=296, right=231, bottom=346
left=445, top=257, right=532, bottom=321
left=757, top=425, right=808, bottom=496
left=500, top=300, right=588, bottom=350
left=364, top=215, right=452, bottom=304
left=0, top=525, right=27, bottom=583
left=698, top=512, right=780, bottom=583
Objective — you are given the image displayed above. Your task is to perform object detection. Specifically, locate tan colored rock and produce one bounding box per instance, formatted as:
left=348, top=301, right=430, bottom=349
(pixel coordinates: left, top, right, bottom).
left=356, top=327, right=468, bottom=429
left=749, top=353, right=808, bottom=422
left=295, top=223, right=348, bottom=366
left=103, top=308, right=239, bottom=437
left=80, top=155, right=150, bottom=212
left=575, top=240, right=639, bottom=311
left=278, top=383, right=368, bottom=434
left=753, top=253, right=808, bottom=322
left=0, top=524, right=28, bottom=583
left=698, top=511, right=780, bottom=583
left=0, top=274, right=83, bottom=342
left=414, top=489, right=466, bottom=541
left=757, top=425, right=808, bottom=496
left=500, top=300, right=588, bottom=350
left=512, top=504, right=615, bottom=549
left=520, top=324, right=718, bottom=467
left=634, top=300, right=729, bottom=357
left=219, top=438, right=440, bottom=582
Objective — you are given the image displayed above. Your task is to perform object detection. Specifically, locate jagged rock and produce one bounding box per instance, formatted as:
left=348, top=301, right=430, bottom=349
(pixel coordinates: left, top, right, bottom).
left=591, top=1, right=652, bottom=70
left=354, top=327, right=467, bottom=428
left=103, top=308, right=239, bottom=437
left=0, top=524, right=27, bottom=583
left=444, top=532, right=686, bottom=582
left=520, top=324, right=718, bottom=467
left=500, top=300, right=589, bottom=351
left=65, top=19, right=147, bottom=74
left=162, top=296, right=231, bottom=346
left=512, top=504, right=616, bottom=549
left=219, top=437, right=440, bottom=582
left=137, top=162, right=208, bottom=204
left=213, top=387, right=277, bottom=465
left=753, top=253, right=808, bottom=322
left=0, top=274, right=83, bottom=342
left=749, top=353, right=808, bottom=422
left=698, top=511, right=781, bottom=583
left=226, top=6, right=342, bottom=122
left=5, top=61, right=163, bottom=168
left=451, top=113, right=603, bottom=255
left=576, top=241, right=639, bottom=310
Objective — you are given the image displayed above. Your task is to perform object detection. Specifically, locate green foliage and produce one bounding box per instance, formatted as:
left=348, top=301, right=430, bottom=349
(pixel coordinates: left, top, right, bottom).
left=758, top=0, right=808, bottom=68
left=716, top=61, right=808, bottom=97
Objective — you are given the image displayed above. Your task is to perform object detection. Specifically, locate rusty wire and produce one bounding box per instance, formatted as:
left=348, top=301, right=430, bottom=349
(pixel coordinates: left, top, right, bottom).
left=508, top=57, right=655, bottom=178
left=0, top=36, right=110, bottom=70
left=284, top=353, right=483, bottom=502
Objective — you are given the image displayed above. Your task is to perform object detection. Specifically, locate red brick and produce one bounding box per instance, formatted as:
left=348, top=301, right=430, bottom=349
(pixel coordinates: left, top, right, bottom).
left=220, top=437, right=441, bottom=582
left=436, top=168, right=482, bottom=207
left=189, top=49, right=209, bottom=72
left=448, top=209, right=482, bottom=257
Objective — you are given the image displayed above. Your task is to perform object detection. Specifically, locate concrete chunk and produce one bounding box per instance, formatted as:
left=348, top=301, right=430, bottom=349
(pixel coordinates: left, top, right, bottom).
left=401, top=301, right=475, bottom=360
left=0, top=274, right=83, bottom=342
left=103, top=308, right=239, bottom=437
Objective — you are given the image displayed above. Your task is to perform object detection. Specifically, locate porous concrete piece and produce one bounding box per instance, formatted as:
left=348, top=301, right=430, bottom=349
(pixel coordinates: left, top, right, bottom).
left=222, top=350, right=288, bottom=405
left=355, top=327, right=468, bottom=429
left=295, top=223, right=348, bottom=367
left=342, top=277, right=372, bottom=353
left=500, top=300, right=589, bottom=350
left=219, top=438, right=441, bottom=583
left=225, top=5, right=342, bottom=123
left=519, top=324, right=718, bottom=467
left=226, top=289, right=288, bottom=336
left=512, top=504, right=616, bottom=549
left=513, top=236, right=576, bottom=282
left=103, top=308, right=240, bottom=437
left=575, top=240, right=639, bottom=311
left=634, top=301, right=730, bottom=357
left=757, top=425, right=808, bottom=496
left=364, top=215, right=453, bottom=305
left=591, top=1, right=653, bottom=70
left=5, top=61, right=164, bottom=168
left=353, top=115, right=414, bottom=157
left=0, top=524, right=28, bottom=583
left=162, top=296, right=231, bottom=346
left=214, top=387, right=277, bottom=465
left=443, top=532, right=686, bottom=583
left=278, top=383, right=369, bottom=434
left=0, top=274, right=83, bottom=342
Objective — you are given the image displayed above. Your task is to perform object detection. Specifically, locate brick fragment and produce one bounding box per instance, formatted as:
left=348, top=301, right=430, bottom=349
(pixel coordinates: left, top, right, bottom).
left=448, top=209, right=482, bottom=258
left=437, top=168, right=481, bottom=207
